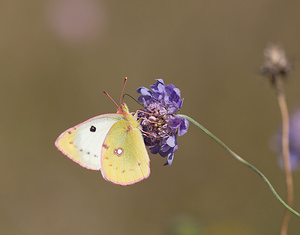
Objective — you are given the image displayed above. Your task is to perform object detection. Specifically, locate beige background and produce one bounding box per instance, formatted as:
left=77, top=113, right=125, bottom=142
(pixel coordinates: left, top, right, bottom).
left=1, top=1, right=300, bottom=234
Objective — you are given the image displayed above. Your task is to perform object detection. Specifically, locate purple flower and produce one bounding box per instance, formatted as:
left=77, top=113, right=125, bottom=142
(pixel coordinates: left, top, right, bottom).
left=274, top=109, right=300, bottom=171
left=137, top=79, right=189, bottom=165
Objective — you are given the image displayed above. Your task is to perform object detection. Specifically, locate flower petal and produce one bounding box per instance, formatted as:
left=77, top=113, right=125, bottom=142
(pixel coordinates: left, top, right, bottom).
left=149, top=144, right=160, bottom=154
left=137, top=86, right=152, bottom=96
left=150, top=79, right=165, bottom=93
left=178, top=117, right=189, bottom=136
left=165, top=84, right=175, bottom=95
left=166, top=135, right=176, bottom=147
left=164, top=153, right=174, bottom=165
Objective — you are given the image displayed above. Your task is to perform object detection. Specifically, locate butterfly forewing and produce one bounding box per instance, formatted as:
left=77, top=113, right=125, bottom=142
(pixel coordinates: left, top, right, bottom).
left=100, top=119, right=150, bottom=185
left=55, top=114, right=123, bottom=170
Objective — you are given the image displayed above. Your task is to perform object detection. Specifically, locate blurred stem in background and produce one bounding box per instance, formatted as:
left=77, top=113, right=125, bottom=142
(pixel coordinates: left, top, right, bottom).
left=261, top=44, right=293, bottom=235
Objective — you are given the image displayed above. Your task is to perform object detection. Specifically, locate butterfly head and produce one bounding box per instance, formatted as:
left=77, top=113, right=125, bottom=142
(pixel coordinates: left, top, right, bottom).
left=118, top=103, right=130, bottom=114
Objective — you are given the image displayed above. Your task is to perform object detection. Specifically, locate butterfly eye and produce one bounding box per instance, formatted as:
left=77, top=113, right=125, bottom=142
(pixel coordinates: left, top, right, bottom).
left=90, top=126, right=96, bottom=132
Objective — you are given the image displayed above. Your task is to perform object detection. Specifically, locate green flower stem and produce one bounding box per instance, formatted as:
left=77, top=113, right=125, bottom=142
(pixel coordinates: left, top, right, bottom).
left=177, top=114, right=300, bottom=218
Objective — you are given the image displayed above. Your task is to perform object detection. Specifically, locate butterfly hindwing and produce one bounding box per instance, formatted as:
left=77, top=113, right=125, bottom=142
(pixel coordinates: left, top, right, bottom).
left=55, top=114, right=123, bottom=170
left=100, top=119, right=150, bottom=185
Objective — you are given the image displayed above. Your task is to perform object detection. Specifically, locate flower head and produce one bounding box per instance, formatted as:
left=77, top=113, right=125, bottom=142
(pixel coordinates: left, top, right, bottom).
left=273, top=109, right=300, bottom=171
left=137, top=79, right=189, bottom=165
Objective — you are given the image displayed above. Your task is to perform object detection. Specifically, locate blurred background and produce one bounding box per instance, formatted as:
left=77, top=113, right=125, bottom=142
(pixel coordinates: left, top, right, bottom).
left=1, top=0, right=300, bottom=234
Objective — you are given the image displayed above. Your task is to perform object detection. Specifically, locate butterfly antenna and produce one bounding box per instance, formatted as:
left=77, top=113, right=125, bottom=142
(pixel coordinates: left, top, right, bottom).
left=103, top=90, right=118, bottom=107
left=120, top=77, right=128, bottom=106
left=123, top=94, right=144, bottom=108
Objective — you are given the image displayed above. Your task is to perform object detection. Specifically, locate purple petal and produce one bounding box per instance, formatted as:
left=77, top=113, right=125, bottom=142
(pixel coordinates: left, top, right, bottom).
left=160, top=143, right=171, bottom=153
left=156, top=78, right=165, bottom=85
left=165, top=84, right=175, bottom=95
left=173, top=144, right=178, bottom=153
left=164, top=153, right=174, bottom=165
left=170, top=117, right=182, bottom=128
left=137, top=87, right=152, bottom=96
left=164, top=94, right=171, bottom=105
left=177, top=98, right=184, bottom=109
left=166, top=135, right=176, bottom=147
left=178, top=117, right=189, bottom=136
left=169, top=88, right=181, bottom=102
left=150, top=79, right=165, bottom=93
left=149, top=144, right=160, bottom=154
left=159, top=148, right=171, bottom=157
left=137, top=87, right=152, bottom=103
left=167, top=106, right=178, bottom=114
left=153, top=92, right=164, bottom=101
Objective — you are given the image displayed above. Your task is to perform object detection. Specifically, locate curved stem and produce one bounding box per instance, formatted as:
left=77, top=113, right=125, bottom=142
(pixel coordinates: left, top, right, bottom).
left=177, top=113, right=300, bottom=218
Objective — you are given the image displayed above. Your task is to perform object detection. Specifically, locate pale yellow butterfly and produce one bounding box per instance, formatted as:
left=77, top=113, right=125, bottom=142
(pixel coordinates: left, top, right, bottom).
left=55, top=78, right=150, bottom=185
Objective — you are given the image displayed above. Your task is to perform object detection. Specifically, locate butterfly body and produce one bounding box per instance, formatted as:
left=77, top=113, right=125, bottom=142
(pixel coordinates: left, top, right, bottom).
left=55, top=104, right=150, bottom=185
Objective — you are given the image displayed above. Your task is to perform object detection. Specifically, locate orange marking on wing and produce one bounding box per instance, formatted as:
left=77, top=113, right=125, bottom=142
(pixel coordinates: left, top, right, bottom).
left=68, top=129, right=75, bottom=134
left=103, top=144, right=109, bottom=149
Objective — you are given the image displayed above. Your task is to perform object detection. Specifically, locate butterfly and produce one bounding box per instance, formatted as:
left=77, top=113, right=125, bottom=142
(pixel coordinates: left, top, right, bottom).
left=55, top=78, right=150, bottom=186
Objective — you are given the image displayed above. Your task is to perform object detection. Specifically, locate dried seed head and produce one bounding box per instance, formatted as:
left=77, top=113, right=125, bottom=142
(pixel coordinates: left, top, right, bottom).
left=260, top=44, right=291, bottom=83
